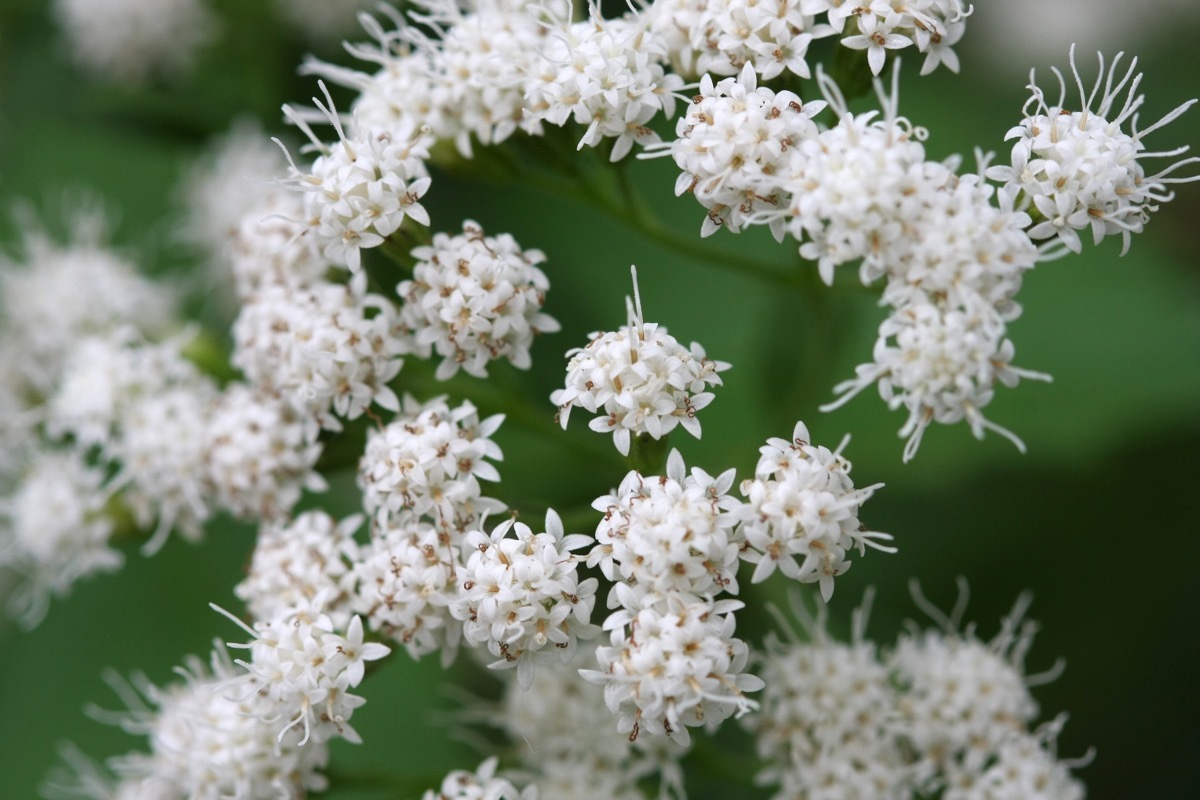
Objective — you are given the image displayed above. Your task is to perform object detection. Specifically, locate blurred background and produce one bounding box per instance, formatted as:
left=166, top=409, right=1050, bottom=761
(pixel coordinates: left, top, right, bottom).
left=1, top=0, right=1198, bottom=797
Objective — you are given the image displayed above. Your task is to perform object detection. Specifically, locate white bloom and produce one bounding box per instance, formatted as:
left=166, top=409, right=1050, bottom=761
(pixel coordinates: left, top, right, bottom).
left=397, top=221, right=559, bottom=380
left=280, top=84, right=433, bottom=279
left=228, top=189, right=331, bottom=302
left=217, top=599, right=390, bottom=746
left=551, top=269, right=728, bottom=456
left=664, top=63, right=825, bottom=239
left=582, top=593, right=763, bottom=745
left=453, top=510, right=598, bottom=688
left=945, top=723, right=1086, bottom=800
left=0, top=449, right=121, bottom=629
left=97, top=645, right=330, bottom=799
left=986, top=46, right=1199, bottom=254
left=358, top=395, right=506, bottom=532
left=234, top=511, right=362, bottom=629
left=590, top=449, right=742, bottom=598
left=838, top=0, right=971, bottom=76
left=203, top=385, right=327, bottom=522
left=691, top=0, right=832, bottom=80
left=233, top=280, right=404, bottom=424
left=52, top=0, right=216, bottom=83
left=527, top=10, right=683, bottom=161
left=737, top=421, right=891, bottom=600
left=421, top=757, right=531, bottom=800
left=350, top=513, right=465, bottom=664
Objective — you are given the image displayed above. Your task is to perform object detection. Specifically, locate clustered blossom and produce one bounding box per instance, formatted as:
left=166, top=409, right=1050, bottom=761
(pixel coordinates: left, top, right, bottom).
left=233, top=281, right=405, bottom=425
left=421, top=758, right=532, bottom=800
left=452, top=510, right=598, bottom=687
left=986, top=46, right=1200, bottom=255
left=833, top=0, right=971, bottom=76
left=746, top=592, right=1087, bottom=800
left=52, top=0, right=216, bottom=83
left=738, top=421, right=893, bottom=599
left=52, top=645, right=331, bottom=799
left=396, top=221, right=559, bottom=380
left=280, top=85, right=433, bottom=278
left=551, top=270, right=728, bottom=456
left=217, top=598, right=390, bottom=746
left=526, top=9, right=684, bottom=160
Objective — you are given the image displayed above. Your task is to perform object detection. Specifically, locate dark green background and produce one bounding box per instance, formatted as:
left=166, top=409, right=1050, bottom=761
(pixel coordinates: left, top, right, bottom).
left=2, top=1, right=1198, bottom=797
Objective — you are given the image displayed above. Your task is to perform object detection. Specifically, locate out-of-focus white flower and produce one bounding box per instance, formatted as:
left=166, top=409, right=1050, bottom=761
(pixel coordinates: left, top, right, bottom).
left=986, top=46, right=1199, bottom=255
left=228, top=189, right=331, bottom=302
left=551, top=268, right=728, bottom=456
left=397, top=221, right=559, bottom=380
left=52, top=0, right=217, bottom=83
left=737, top=421, right=891, bottom=600
left=0, top=448, right=121, bottom=629
left=421, top=757, right=532, bottom=800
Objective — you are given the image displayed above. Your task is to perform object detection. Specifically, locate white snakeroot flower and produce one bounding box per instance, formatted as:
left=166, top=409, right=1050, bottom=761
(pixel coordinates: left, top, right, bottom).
left=837, top=0, right=971, bottom=76
left=397, top=221, right=559, bottom=380
left=946, top=722, right=1086, bottom=800
left=590, top=449, right=742, bottom=598
left=421, top=757, right=532, bottom=800
left=822, top=299, right=1051, bottom=462
left=583, top=592, right=763, bottom=745
left=216, top=598, right=390, bottom=746
left=93, top=645, right=330, bottom=799
left=0, top=449, right=121, bottom=629
left=358, top=395, right=506, bottom=531
left=233, top=281, right=404, bottom=425
left=52, top=0, right=216, bottom=83
left=351, top=514, right=465, bottom=664
left=453, top=510, right=598, bottom=688
left=660, top=63, right=826, bottom=239
left=280, top=83, right=433, bottom=278
left=737, top=421, right=891, bottom=601
left=986, top=46, right=1199, bottom=254
left=203, top=385, right=327, bottom=522
left=234, top=511, right=362, bottom=629
left=689, top=0, right=832, bottom=80
left=526, top=9, right=684, bottom=161
left=551, top=267, right=729, bottom=456
left=228, top=189, right=331, bottom=302
left=108, top=382, right=218, bottom=555
left=0, top=204, right=175, bottom=393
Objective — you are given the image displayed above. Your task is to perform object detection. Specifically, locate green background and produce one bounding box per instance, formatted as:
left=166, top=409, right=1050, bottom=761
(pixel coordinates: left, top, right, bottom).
left=1, top=1, right=1198, bottom=797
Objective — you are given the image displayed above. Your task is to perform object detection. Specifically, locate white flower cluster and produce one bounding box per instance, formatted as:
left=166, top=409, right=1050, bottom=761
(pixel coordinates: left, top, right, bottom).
left=234, top=510, right=362, bottom=627
left=526, top=10, right=684, bottom=161
left=397, top=221, right=559, bottom=380
left=986, top=47, right=1199, bottom=255
left=452, top=511, right=598, bottom=687
left=217, top=598, right=390, bottom=746
left=69, top=645, right=331, bottom=799
left=747, top=593, right=1087, bottom=800
left=738, top=421, right=892, bottom=600
left=0, top=450, right=121, bottom=629
left=52, top=0, right=216, bottom=83
left=421, top=757, right=533, bottom=800
left=281, top=85, right=433, bottom=277
left=834, top=0, right=971, bottom=76
left=551, top=270, right=728, bottom=456
left=354, top=395, right=507, bottom=662
left=233, top=281, right=405, bottom=425
left=226, top=188, right=330, bottom=303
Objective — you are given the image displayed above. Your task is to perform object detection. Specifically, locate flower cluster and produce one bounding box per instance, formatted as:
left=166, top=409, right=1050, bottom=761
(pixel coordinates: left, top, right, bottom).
left=396, top=221, right=559, bottom=380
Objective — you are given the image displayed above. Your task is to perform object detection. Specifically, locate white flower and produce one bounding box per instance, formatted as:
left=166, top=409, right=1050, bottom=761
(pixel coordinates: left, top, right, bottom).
left=94, top=645, right=330, bottom=798
left=582, top=593, right=763, bottom=745
left=0, top=448, right=121, bottom=629
left=421, top=757, right=531, bottom=800
left=52, top=0, right=216, bottom=83
left=840, top=10, right=912, bottom=76
left=358, top=395, right=506, bottom=532
left=350, top=512, right=466, bottom=664
left=233, top=280, right=404, bottom=425
left=280, top=83, right=433, bottom=279
left=551, top=268, right=728, bottom=456
left=986, top=46, right=1199, bottom=255
left=737, top=421, right=891, bottom=600
left=234, top=510, right=362, bottom=629
left=837, top=0, right=971, bottom=76
left=216, top=598, right=390, bottom=746
left=527, top=10, right=683, bottom=161
left=203, top=385, right=327, bottom=522
left=453, top=510, right=598, bottom=688
left=397, top=221, right=559, bottom=380
left=590, top=449, right=742, bottom=598
left=227, top=189, right=330, bottom=302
